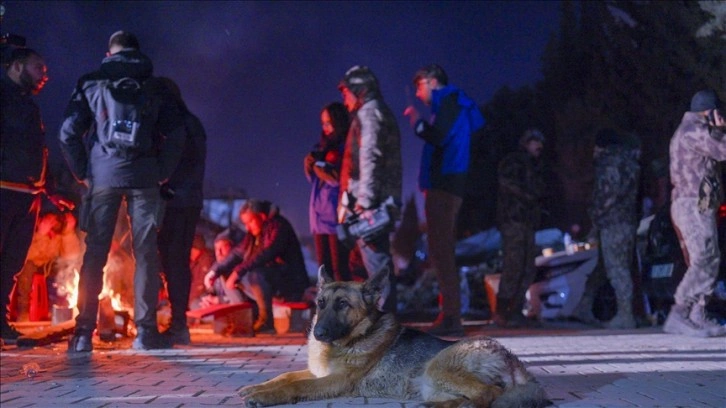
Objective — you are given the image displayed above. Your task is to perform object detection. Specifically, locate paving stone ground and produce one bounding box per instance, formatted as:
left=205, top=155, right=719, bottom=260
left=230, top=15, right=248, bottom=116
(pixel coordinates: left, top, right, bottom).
left=1, top=322, right=724, bottom=407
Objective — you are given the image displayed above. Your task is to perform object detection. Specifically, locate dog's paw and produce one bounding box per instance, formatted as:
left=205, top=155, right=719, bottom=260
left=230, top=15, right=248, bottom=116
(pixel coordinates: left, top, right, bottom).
left=241, top=390, right=278, bottom=407
left=238, top=384, right=261, bottom=399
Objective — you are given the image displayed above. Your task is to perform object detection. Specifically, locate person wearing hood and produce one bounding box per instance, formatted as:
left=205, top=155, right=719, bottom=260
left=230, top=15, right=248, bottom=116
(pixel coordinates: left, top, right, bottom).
left=404, top=64, right=485, bottom=336
left=59, top=31, right=186, bottom=352
left=337, top=65, right=402, bottom=314
left=204, top=199, right=310, bottom=334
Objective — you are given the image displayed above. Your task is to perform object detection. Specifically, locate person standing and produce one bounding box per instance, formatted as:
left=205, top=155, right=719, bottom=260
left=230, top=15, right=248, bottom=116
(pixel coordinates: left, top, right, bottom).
left=337, top=65, right=402, bottom=313
left=59, top=31, right=186, bottom=352
left=403, top=64, right=485, bottom=336
left=494, top=129, right=546, bottom=328
left=155, top=77, right=207, bottom=345
left=587, top=129, right=640, bottom=329
left=663, top=89, right=726, bottom=337
left=304, top=102, right=351, bottom=282
left=0, top=48, right=71, bottom=342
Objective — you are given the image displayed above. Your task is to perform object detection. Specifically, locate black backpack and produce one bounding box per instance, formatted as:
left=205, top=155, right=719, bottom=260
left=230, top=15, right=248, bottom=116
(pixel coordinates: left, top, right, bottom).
left=87, top=76, right=160, bottom=158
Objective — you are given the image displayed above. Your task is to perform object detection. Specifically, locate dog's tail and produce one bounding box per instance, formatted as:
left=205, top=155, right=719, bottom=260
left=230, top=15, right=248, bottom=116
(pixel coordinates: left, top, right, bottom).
left=491, top=380, right=551, bottom=408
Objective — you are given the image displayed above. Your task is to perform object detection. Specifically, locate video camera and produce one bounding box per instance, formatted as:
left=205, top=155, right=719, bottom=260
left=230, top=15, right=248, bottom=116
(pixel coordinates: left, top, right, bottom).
left=336, top=196, right=398, bottom=246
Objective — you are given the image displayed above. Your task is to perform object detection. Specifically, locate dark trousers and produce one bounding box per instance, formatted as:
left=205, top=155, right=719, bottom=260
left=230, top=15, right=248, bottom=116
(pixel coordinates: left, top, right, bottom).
left=497, top=222, right=537, bottom=317
left=357, top=233, right=397, bottom=313
left=0, top=191, right=37, bottom=328
left=76, top=187, right=163, bottom=333
left=425, top=189, right=463, bottom=319
left=158, top=206, right=201, bottom=329
left=314, top=233, right=351, bottom=281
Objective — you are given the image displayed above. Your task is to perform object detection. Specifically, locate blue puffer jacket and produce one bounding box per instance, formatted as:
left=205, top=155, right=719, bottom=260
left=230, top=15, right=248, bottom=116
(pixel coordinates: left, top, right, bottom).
left=415, top=85, right=485, bottom=197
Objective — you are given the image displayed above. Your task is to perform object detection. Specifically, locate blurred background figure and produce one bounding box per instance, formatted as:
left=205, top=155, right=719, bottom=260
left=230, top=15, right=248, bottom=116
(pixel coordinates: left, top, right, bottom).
left=403, top=64, right=485, bottom=337
left=156, top=77, right=208, bottom=346
left=494, top=129, right=546, bottom=328
left=304, top=102, right=351, bottom=282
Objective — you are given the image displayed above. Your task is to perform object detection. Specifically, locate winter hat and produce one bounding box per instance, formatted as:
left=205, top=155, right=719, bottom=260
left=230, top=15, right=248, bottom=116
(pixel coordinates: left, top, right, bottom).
left=338, top=65, right=380, bottom=99
left=690, top=89, right=721, bottom=112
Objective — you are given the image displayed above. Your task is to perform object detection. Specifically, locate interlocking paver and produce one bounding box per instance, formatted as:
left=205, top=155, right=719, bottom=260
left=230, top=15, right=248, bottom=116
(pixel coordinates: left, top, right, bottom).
left=2, top=325, right=725, bottom=407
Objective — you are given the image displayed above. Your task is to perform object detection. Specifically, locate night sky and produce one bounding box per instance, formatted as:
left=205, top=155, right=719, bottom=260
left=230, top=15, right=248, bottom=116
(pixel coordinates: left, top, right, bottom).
left=4, top=0, right=560, bottom=236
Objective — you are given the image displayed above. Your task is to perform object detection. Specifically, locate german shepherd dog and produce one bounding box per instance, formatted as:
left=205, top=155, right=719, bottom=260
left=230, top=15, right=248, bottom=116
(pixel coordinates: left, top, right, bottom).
left=240, top=267, right=549, bottom=407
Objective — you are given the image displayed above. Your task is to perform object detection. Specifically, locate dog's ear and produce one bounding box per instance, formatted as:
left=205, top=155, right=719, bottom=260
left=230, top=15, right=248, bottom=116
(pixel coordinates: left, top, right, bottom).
left=363, top=267, right=391, bottom=312
left=317, top=265, right=334, bottom=289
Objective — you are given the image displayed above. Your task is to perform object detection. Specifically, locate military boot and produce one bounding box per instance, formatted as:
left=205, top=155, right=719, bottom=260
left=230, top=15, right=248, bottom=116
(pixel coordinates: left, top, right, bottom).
left=663, top=303, right=705, bottom=337
left=688, top=298, right=726, bottom=337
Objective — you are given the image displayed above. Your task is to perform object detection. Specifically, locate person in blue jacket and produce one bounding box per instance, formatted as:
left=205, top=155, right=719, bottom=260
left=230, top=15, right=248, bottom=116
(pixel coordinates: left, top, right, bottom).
left=404, top=64, right=485, bottom=336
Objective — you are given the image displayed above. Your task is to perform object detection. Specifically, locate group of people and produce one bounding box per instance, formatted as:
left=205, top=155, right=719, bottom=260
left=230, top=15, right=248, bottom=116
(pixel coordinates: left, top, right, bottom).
left=2, top=29, right=724, bottom=351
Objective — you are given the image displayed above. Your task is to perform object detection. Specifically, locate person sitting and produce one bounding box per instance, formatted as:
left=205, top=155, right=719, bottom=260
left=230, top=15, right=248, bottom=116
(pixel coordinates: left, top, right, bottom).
left=191, top=231, right=246, bottom=311
left=204, top=199, right=310, bottom=333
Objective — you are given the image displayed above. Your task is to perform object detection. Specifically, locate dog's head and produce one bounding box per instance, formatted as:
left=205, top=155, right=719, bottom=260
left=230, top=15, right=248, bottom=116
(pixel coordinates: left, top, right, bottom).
left=312, top=265, right=390, bottom=344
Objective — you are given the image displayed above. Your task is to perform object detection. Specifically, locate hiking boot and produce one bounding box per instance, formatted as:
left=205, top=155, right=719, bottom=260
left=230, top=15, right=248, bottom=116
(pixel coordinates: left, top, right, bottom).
left=663, top=304, right=709, bottom=337
left=68, top=332, right=93, bottom=353
left=161, top=326, right=191, bottom=345
left=132, top=327, right=173, bottom=350
left=1, top=322, right=22, bottom=345
left=427, top=315, right=465, bottom=337
left=689, top=300, right=726, bottom=337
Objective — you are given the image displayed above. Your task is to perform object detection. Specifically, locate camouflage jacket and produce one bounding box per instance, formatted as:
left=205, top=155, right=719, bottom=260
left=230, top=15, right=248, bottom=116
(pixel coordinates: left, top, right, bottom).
left=669, top=111, right=726, bottom=212
left=589, top=146, right=640, bottom=229
left=496, top=150, right=545, bottom=227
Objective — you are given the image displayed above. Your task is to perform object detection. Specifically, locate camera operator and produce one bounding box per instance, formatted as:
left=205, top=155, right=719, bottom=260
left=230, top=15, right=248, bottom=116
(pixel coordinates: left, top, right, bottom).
left=664, top=89, right=726, bottom=338
left=337, top=65, right=402, bottom=314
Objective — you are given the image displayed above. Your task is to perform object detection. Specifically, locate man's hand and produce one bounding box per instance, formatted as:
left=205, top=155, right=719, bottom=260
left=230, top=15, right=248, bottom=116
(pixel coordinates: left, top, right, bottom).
left=403, top=105, right=420, bottom=128
left=204, top=270, right=217, bottom=289
left=354, top=204, right=375, bottom=221
left=47, top=194, right=75, bottom=211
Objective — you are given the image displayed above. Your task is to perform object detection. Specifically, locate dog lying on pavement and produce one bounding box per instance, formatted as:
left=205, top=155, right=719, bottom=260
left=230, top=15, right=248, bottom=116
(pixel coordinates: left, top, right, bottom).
left=240, top=267, right=550, bottom=407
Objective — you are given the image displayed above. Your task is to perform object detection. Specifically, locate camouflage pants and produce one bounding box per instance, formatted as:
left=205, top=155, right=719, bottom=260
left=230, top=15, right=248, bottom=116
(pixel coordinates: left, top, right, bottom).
left=497, top=222, right=537, bottom=315
left=599, top=222, right=636, bottom=301
left=671, top=198, right=720, bottom=306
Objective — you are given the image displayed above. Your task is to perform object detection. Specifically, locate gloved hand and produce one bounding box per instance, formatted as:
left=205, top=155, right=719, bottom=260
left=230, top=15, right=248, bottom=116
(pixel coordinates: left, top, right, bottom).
left=204, top=270, right=217, bottom=289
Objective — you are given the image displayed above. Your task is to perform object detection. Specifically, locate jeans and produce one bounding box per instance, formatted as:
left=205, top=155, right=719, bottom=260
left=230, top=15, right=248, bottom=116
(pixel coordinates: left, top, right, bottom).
left=357, top=233, right=397, bottom=313
left=75, top=187, right=163, bottom=333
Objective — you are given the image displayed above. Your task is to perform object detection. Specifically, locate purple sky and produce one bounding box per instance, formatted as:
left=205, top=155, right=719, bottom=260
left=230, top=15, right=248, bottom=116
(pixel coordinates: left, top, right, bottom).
left=5, top=0, right=560, bottom=236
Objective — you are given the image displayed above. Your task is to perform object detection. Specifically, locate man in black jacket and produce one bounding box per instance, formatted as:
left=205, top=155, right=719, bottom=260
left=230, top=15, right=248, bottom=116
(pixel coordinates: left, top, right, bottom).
left=59, top=31, right=185, bottom=352
left=204, top=199, right=309, bottom=334
left=0, top=47, right=53, bottom=343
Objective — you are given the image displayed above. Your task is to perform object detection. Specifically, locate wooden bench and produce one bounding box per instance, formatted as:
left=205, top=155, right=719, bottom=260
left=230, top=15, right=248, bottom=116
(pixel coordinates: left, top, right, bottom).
left=272, top=301, right=312, bottom=334
left=186, top=302, right=254, bottom=337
